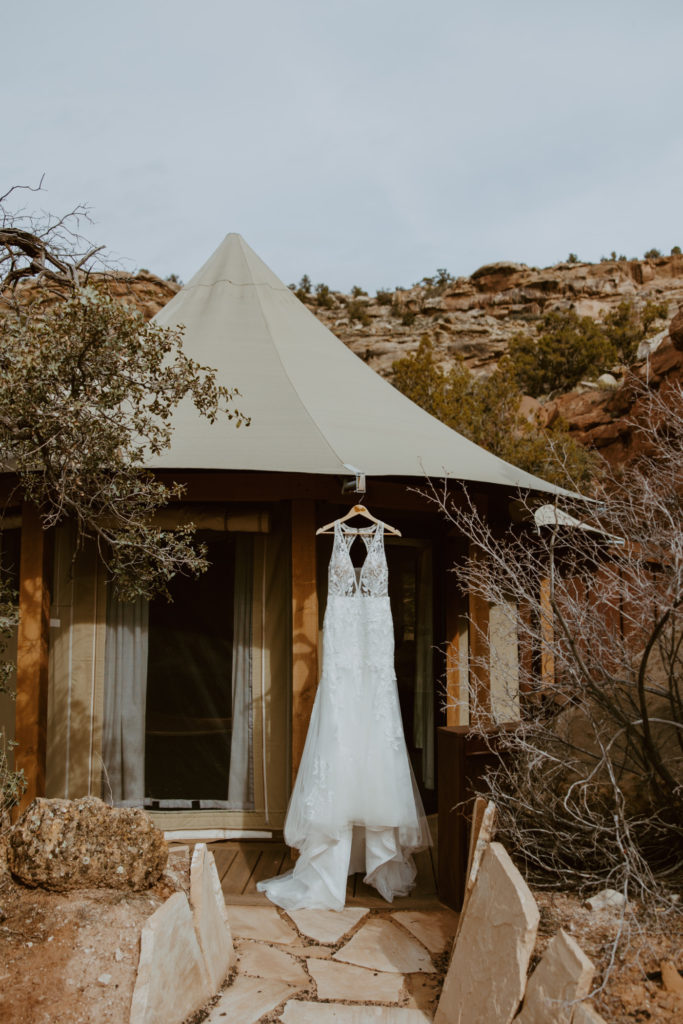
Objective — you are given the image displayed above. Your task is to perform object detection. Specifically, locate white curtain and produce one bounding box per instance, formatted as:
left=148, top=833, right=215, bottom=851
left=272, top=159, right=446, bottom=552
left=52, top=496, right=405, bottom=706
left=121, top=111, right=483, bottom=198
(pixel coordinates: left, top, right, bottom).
left=413, top=546, right=435, bottom=789
left=102, top=595, right=149, bottom=806
left=227, top=538, right=254, bottom=806
left=102, top=535, right=254, bottom=809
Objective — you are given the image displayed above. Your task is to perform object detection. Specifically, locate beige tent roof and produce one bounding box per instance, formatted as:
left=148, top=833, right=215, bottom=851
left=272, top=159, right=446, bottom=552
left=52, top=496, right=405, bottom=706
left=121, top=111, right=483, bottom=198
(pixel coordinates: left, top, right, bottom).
left=149, top=233, right=568, bottom=495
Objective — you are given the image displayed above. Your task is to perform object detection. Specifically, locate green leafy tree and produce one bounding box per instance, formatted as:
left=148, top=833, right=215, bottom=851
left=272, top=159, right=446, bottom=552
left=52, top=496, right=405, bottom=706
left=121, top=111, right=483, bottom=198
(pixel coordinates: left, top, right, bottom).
left=602, top=299, right=669, bottom=364
left=418, top=268, right=455, bottom=295
left=0, top=185, right=246, bottom=814
left=295, top=274, right=312, bottom=301
left=347, top=299, right=371, bottom=326
left=508, top=311, right=616, bottom=397
left=1, top=290, right=247, bottom=599
left=391, top=337, right=595, bottom=489
left=315, top=282, right=335, bottom=309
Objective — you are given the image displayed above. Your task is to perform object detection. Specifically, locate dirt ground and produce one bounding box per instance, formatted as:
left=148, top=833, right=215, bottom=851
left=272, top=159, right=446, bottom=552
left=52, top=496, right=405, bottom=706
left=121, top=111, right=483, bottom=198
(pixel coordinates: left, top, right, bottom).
left=1, top=834, right=682, bottom=1023
left=0, top=838, right=180, bottom=1024
left=532, top=888, right=683, bottom=1023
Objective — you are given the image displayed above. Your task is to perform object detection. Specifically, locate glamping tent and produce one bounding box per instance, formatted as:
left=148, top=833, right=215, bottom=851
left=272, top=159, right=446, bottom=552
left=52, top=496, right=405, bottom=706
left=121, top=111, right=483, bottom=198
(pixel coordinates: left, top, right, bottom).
left=5, top=234, right=568, bottom=839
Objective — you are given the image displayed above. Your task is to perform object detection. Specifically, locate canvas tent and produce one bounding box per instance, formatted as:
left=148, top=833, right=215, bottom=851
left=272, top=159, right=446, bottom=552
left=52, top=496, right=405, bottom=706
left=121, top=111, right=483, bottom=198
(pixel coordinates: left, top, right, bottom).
left=148, top=233, right=570, bottom=490
left=5, top=233, right=569, bottom=839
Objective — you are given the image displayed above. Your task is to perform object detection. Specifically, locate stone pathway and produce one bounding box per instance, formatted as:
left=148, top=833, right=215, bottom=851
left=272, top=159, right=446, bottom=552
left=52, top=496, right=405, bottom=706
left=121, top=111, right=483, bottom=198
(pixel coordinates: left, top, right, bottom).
left=205, top=904, right=458, bottom=1023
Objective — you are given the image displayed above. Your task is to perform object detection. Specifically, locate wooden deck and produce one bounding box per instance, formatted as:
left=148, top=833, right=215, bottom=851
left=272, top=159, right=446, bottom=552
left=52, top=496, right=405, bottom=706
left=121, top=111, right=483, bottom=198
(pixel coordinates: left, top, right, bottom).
left=209, top=839, right=440, bottom=909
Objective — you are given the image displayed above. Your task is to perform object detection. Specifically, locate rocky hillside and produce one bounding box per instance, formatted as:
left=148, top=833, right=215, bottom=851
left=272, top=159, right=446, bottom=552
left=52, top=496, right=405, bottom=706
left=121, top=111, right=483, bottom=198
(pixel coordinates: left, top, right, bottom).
left=101, top=255, right=683, bottom=465
left=116, top=253, right=683, bottom=377
left=302, top=254, right=683, bottom=378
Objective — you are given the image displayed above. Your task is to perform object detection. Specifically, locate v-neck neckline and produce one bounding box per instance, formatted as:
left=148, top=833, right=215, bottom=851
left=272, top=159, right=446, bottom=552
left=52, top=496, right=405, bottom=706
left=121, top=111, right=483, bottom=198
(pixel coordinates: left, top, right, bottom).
left=336, top=520, right=381, bottom=596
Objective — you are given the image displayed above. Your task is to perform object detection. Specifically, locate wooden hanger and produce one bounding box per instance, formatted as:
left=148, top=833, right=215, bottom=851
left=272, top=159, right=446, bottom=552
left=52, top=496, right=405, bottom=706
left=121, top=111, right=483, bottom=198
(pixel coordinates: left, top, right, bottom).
left=316, top=504, right=402, bottom=536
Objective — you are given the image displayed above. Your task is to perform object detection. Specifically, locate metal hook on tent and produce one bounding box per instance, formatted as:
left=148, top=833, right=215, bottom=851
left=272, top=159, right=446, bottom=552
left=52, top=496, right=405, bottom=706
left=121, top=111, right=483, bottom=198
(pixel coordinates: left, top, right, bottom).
left=342, top=463, right=366, bottom=497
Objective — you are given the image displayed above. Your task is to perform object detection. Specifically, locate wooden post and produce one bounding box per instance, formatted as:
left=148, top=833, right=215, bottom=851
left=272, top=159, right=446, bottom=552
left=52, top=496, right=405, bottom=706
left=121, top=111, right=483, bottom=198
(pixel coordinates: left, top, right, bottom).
left=539, top=576, right=555, bottom=689
left=445, top=538, right=468, bottom=726
left=15, top=503, right=51, bottom=811
left=468, top=542, right=491, bottom=722
left=290, top=499, right=319, bottom=788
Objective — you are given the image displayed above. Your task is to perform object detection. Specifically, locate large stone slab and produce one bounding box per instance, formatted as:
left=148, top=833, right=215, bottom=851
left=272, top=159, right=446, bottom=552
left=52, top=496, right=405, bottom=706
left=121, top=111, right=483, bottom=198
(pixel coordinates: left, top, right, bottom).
left=515, top=928, right=594, bottom=1024
left=190, top=843, right=234, bottom=990
left=237, top=940, right=309, bottom=987
left=333, top=918, right=434, bottom=974
left=288, top=907, right=369, bottom=944
left=308, top=958, right=405, bottom=1002
left=454, top=799, right=497, bottom=943
left=435, top=842, right=539, bottom=1024
left=391, top=909, right=459, bottom=954
left=205, top=976, right=298, bottom=1023
left=281, top=1002, right=431, bottom=1022
left=130, top=892, right=212, bottom=1024
left=8, top=796, right=167, bottom=891
left=226, top=904, right=297, bottom=944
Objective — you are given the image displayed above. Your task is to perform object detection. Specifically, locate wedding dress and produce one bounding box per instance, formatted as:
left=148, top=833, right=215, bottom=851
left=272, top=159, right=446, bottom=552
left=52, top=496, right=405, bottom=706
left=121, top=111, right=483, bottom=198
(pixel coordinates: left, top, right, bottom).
left=258, top=519, right=431, bottom=911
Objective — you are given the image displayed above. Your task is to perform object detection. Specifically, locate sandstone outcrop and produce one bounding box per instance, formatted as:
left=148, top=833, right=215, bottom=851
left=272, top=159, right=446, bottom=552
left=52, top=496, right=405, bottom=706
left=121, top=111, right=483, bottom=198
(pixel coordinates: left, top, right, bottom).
left=105, top=255, right=683, bottom=386
left=8, top=796, right=167, bottom=891
left=300, top=254, right=683, bottom=379
left=542, top=328, right=683, bottom=463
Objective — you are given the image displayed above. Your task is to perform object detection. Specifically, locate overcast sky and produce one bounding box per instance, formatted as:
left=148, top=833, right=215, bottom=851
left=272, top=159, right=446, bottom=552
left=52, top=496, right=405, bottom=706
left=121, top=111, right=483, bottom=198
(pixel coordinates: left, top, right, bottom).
left=4, top=0, right=683, bottom=292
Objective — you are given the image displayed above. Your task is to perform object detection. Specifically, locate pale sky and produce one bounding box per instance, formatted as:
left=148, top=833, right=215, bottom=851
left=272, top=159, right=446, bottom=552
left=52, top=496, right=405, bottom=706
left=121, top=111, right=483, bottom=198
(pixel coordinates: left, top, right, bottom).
left=4, top=0, right=683, bottom=292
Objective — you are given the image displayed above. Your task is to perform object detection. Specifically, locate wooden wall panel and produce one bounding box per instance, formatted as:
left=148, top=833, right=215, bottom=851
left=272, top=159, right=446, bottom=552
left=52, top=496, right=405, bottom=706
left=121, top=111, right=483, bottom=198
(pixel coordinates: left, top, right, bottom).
left=15, top=504, right=51, bottom=810
left=290, top=499, right=319, bottom=788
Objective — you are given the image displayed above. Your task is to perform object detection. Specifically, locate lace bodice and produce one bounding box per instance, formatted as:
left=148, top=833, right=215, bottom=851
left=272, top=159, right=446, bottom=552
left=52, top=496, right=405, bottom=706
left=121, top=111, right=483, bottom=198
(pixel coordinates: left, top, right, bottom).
left=328, top=520, right=389, bottom=598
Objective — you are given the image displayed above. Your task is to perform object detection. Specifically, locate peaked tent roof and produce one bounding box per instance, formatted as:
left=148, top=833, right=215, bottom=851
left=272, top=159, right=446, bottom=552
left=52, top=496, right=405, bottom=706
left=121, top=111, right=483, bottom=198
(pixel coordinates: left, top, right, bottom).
left=148, top=234, right=568, bottom=496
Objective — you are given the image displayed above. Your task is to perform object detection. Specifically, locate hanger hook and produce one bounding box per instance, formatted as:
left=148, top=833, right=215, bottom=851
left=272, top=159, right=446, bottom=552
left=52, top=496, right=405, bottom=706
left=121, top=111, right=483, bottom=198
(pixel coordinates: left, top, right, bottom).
left=341, top=464, right=366, bottom=497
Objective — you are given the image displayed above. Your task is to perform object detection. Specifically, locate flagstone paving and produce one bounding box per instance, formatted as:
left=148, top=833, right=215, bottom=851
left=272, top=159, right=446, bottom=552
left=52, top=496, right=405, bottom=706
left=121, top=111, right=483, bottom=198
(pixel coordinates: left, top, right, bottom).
left=214, top=902, right=451, bottom=1021
left=390, top=909, right=459, bottom=955
left=205, top=976, right=302, bottom=1023
left=280, top=1002, right=432, bottom=1022
left=307, top=959, right=406, bottom=1003
left=236, top=940, right=310, bottom=987
left=287, top=906, right=369, bottom=944
left=332, top=918, right=436, bottom=974
left=225, top=905, right=298, bottom=944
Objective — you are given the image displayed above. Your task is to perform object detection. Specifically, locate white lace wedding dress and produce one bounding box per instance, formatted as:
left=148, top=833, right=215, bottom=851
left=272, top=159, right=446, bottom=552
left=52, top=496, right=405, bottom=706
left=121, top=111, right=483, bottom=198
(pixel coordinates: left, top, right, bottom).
left=258, top=520, right=431, bottom=910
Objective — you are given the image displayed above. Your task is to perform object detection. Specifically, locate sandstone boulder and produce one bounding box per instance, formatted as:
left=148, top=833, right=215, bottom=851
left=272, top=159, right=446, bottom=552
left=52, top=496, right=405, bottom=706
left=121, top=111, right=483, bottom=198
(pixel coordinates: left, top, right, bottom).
left=8, top=796, right=167, bottom=891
